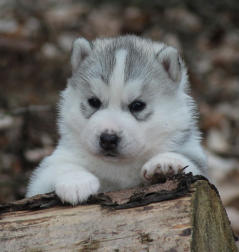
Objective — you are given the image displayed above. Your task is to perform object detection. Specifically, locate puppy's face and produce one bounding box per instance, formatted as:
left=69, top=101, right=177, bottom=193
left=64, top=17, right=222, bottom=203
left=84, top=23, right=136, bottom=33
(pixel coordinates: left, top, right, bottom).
left=60, top=36, right=189, bottom=161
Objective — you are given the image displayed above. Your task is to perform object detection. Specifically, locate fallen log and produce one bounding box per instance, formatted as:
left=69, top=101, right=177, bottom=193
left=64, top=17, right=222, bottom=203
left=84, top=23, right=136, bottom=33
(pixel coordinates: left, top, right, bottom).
left=0, top=173, right=237, bottom=252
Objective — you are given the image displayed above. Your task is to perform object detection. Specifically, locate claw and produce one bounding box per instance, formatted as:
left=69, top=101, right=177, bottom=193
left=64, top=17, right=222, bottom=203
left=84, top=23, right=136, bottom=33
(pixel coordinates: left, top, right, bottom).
left=178, top=165, right=189, bottom=173
left=143, top=170, right=152, bottom=181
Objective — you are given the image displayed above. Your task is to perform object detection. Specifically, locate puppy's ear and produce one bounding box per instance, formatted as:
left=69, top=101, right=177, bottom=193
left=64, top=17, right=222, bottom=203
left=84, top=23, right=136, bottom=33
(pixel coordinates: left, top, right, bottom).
left=157, top=46, right=182, bottom=83
left=71, top=38, right=92, bottom=73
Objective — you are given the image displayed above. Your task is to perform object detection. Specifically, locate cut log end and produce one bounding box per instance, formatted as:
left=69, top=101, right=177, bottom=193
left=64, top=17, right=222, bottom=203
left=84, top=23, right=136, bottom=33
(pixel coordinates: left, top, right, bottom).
left=191, top=180, right=237, bottom=252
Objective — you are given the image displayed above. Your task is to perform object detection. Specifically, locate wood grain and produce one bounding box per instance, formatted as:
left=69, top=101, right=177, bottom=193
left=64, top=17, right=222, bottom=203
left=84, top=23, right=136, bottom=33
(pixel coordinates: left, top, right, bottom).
left=0, top=176, right=237, bottom=252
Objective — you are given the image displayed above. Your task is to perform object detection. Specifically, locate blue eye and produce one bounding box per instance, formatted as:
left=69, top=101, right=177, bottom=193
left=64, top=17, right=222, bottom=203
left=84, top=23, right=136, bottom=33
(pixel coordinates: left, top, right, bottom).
left=88, top=97, right=101, bottom=109
left=129, top=100, right=146, bottom=113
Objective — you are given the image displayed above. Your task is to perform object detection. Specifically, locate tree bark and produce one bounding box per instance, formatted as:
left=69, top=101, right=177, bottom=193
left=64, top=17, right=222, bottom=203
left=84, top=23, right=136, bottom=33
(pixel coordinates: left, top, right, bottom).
left=0, top=175, right=237, bottom=252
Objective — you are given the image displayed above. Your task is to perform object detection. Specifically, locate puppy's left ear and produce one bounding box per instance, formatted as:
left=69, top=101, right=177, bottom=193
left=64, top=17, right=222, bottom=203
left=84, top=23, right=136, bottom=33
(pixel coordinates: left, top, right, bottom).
left=157, top=46, right=182, bottom=84
left=71, top=38, right=92, bottom=73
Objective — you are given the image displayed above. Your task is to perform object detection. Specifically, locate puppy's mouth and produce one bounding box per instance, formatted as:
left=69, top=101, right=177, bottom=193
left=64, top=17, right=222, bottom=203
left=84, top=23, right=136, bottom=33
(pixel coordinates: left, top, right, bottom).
left=102, top=151, right=118, bottom=158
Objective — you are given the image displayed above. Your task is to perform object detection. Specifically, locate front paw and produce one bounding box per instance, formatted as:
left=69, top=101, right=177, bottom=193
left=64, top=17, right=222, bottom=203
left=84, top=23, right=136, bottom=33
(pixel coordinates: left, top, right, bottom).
left=55, top=172, right=100, bottom=205
left=141, top=153, right=188, bottom=181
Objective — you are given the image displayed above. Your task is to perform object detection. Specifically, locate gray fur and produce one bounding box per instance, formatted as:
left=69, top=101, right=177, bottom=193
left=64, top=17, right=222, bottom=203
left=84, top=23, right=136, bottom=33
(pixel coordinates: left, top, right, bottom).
left=72, top=35, right=159, bottom=87
left=80, top=102, right=95, bottom=119
left=134, top=111, right=153, bottom=122
left=124, top=42, right=149, bottom=82
left=96, top=46, right=116, bottom=84
left=71, top=36, right=178, bottom=121
left=175, top=129, right=192, bottom=146
left=187, top=154, right=207, bottom=174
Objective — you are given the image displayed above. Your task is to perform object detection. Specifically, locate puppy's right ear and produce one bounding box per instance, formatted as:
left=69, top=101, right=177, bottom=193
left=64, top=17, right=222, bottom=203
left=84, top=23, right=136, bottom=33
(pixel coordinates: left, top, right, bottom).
left=71, top=38, right=92, bottom=73
left=156, top=46, right=182, bottom=84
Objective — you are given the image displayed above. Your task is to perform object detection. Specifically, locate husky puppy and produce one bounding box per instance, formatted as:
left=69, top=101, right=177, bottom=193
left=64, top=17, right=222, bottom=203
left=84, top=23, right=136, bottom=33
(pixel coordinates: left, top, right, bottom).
left=26, top=35, right=207, bottom=205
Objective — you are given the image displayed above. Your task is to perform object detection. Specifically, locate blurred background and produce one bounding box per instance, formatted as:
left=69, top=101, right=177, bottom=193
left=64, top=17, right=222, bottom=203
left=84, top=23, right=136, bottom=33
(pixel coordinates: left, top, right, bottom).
left=0, top=0, right=239, bottom=236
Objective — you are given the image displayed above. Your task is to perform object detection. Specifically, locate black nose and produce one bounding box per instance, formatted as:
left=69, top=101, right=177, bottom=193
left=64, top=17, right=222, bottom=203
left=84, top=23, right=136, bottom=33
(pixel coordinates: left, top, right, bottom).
left=99, top=133, right=120, bottom=151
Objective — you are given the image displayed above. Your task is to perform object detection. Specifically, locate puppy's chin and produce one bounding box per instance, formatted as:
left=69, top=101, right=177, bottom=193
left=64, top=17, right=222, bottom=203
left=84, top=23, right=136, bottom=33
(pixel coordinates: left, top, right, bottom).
left=102, top=151, right=118, bottom=158
left=87, top=148, right=133, bottom=163
left=98, top=150, right=126, bottom=162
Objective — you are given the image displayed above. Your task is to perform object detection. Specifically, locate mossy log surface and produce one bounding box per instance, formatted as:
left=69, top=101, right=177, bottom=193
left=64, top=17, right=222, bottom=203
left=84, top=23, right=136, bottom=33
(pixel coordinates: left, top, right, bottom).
left=0, top=174, right=237, bottom=252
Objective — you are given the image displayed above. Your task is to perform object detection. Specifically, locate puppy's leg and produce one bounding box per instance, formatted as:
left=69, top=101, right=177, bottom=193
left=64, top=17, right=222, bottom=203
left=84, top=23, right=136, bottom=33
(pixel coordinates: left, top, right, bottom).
left=54, top=170, right=100, bottom=205
left=141, top=152, right=204, bottom=181
left=26, top=149, right=100, bottom=205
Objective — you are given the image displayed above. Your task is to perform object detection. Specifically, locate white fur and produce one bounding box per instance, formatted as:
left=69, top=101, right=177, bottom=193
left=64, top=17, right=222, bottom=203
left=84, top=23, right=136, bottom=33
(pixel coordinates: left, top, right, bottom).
left=26, top=36, right=207, bottom=205
left=109, top=49, right=127, bottom=106
left=141, top=152, right=198, bottom=180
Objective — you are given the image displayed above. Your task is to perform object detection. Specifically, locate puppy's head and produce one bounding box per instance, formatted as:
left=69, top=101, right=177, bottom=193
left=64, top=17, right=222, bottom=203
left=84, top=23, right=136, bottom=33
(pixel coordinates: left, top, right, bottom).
left=60, top=36, right=191, bottom=161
